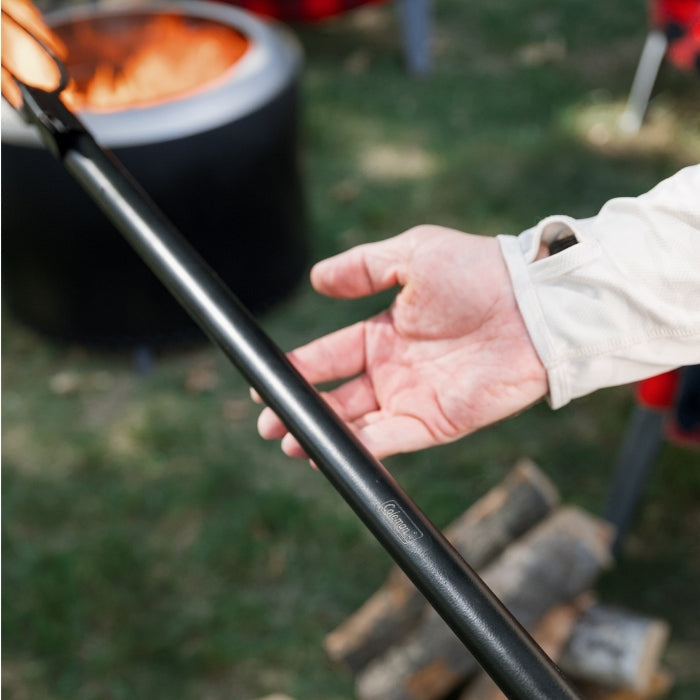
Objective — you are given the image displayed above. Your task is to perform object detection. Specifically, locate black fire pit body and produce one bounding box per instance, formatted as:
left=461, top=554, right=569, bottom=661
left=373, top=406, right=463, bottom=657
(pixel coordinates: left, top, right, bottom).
left=1, top=2, right=307, bottom=347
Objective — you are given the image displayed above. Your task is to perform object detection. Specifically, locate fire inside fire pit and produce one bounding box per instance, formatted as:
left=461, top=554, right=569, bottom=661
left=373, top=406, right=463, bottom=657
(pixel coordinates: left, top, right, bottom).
left=2, top=2, right=307, bottom=347
left=58, top=12, right=249, bottom=111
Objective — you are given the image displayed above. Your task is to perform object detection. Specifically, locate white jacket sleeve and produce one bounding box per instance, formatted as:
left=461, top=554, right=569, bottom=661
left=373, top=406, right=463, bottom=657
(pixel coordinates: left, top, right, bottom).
left=498, top=164, right=700, bottom=409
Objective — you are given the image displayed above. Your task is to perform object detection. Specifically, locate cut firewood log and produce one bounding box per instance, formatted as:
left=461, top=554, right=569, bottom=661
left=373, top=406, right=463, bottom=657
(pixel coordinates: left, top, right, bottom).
left=324, top=460, right=559, bottom=673
left=460, top=603, right=671, bottom=700
left=558, top=605, right=671, bottom=693
left=529, top=594, right=597, bottom=662
left=459, top=595, right=595, bottom=700
left=576, top=669, right=674, bottom=700
left=461, top=670, right=673, bottom=700
left=355, top=507, right=614, bottom=700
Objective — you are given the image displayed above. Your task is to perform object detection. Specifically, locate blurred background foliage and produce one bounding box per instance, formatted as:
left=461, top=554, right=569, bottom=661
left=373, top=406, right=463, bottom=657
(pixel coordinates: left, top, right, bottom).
left=2, top=0, right=700, bottom=697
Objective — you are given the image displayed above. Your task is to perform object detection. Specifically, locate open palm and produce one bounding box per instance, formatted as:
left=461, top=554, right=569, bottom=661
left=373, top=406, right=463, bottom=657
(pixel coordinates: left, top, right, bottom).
left=257, top=226, right=548, bottom=459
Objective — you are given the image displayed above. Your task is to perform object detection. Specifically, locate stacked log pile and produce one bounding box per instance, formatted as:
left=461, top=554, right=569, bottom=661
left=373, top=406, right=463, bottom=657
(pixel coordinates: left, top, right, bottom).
left=324, top=461, right=671, bottom=700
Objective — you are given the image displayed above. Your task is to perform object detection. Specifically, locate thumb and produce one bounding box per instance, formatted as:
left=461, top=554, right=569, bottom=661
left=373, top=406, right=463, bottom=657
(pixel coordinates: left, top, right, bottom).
left=310, top=235, right=410, bottom=299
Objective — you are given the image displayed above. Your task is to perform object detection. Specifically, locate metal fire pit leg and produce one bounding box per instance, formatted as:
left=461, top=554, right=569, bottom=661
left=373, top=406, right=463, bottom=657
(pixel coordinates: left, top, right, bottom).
left=16, top=83, right=580, bottom=700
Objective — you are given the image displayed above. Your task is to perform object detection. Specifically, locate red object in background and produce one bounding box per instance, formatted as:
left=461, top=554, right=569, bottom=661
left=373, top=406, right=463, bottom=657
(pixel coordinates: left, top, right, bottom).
left=650, top=0, right=700, bottom=71
left=637, top=369, right=700, bottom=448
left=221, top=0, right=387, bottom=21
left=636, top=370, right=681, bottom=409
left=218, top=0, right=434, bottom=75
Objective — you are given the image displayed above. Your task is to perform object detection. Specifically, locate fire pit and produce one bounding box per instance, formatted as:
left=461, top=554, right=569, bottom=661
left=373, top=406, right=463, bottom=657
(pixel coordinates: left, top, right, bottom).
left=1, top=1, right=306, bottom=347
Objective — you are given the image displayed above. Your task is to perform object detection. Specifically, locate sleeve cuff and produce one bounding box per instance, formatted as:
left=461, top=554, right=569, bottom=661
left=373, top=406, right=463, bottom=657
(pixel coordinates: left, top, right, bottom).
left=498, top=233, right=570, bottom=408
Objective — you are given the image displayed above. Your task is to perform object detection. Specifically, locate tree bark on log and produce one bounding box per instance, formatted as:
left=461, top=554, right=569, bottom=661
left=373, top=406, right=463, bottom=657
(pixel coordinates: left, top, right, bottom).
left=558, top=605, right=670, bottom=692
left=324, top=460, right=559, bottom=673
left=460, top=603, right=671, bottom=700
left=355, top=507, right=614, bottom=700
left=458, top=595, right=594, bottom=700
left=576, top=670, right=673, bottom=699
left=462, top=671, right=672, bottom=700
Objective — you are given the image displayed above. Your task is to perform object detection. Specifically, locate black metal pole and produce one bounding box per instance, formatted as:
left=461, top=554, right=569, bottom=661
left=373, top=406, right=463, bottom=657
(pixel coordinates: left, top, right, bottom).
left=18, top=85, right=580, bottom=699
left=605, top=405, right=664, bottom=555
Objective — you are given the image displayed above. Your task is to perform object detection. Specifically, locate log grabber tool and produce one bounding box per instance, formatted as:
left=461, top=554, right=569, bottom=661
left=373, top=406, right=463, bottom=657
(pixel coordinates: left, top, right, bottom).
left=2, top=12, right=581, bottom=698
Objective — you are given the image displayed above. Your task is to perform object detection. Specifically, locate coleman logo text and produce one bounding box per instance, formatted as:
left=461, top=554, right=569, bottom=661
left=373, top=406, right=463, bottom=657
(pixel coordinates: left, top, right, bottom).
left=381, top=500, right=424, bottom=544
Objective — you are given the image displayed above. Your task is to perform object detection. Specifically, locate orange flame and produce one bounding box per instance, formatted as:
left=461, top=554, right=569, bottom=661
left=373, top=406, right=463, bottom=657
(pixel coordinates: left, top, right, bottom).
left=61, top=15, right=249, bottom=111
left=2, top=0, right=249, bottom=112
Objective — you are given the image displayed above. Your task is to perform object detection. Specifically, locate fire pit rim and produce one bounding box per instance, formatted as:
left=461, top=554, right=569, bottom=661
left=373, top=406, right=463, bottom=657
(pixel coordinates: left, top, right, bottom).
left=1, top=0, right=303, bottom=148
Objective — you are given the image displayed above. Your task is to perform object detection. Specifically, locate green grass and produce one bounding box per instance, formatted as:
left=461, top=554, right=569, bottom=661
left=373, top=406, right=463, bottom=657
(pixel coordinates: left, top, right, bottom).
left=3, top=0, right=700, bottom=697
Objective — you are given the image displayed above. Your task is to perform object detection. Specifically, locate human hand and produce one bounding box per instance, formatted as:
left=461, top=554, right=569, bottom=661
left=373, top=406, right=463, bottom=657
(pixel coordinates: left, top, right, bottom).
left=1, top=0, right=67, bottom=107
left=256, top=225, right=548, bottom=460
